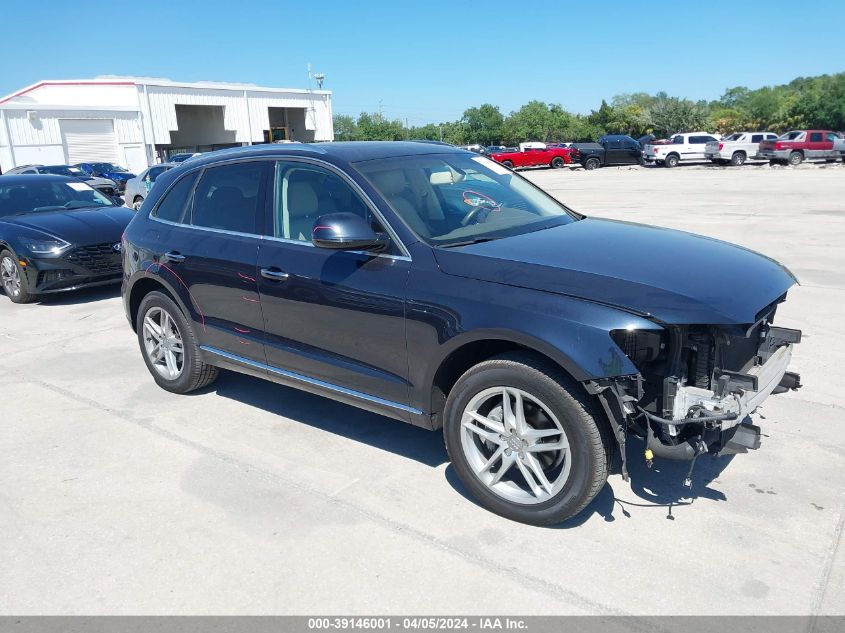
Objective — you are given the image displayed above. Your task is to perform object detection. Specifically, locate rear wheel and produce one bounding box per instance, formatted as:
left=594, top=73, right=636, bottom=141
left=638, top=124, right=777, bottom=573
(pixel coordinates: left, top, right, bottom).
left=502, top=160, right=514, bottom=169
left=584, top=157, right=600, bottom=170
left=788, top=151, right=803, bottom=166
left=550, top=157, right=564, bottom=169
left=664, top=153, right=679, bottom=168
left=443, top=352, right=610, bottom=526
left=731, top=151, right=746, bottom=166
left=136, top=291, right=218, bottom=393
left=0, top=250, right=35, bottom=304
left=133, top=196, right=145, bottom=211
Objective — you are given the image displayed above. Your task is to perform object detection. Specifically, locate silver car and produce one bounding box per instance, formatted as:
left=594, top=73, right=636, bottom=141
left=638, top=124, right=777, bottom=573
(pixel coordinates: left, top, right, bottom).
left=4, top=164, right=119, bottom=197
left=124, top=163, right=178, bottom=210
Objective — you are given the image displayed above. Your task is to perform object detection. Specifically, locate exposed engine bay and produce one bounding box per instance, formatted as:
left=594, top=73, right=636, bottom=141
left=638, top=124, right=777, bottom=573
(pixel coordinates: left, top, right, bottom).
left=588, top=295, right=802, bottom=482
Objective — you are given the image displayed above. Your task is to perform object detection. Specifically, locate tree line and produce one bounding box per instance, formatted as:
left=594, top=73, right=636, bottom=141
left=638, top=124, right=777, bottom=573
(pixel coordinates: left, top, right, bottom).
left=333, top=72, right=845, bottom=145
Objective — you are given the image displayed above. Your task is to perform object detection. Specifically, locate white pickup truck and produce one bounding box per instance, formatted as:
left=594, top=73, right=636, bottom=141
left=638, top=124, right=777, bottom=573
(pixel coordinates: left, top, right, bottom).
left=643, top=132, right=721, bottom=167
left=705, top=131, right=779, bottom=166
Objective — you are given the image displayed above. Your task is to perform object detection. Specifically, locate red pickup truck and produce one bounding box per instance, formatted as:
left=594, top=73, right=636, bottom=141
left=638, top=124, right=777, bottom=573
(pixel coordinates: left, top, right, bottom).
left=488, top=144, right=572, bottom=170
left=756, top=130, right=843, bottom=165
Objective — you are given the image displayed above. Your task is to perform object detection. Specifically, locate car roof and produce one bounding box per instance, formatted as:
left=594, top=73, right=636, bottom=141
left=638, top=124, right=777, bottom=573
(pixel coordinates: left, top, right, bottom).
left=184, top=141, right=468, bottom=169
left=0, top=174, right=74, bottom=185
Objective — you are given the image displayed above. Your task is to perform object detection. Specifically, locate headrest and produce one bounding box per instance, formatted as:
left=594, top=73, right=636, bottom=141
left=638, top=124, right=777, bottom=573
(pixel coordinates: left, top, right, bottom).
left=287, top=181, right=318, bottom=215
left=209, top=186, right=244, bottom=209
left=370, top=170, right=408, bottom=196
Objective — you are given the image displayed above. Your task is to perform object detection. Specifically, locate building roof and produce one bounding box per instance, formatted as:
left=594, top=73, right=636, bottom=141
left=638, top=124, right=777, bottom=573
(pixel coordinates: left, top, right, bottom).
left=0, top=76, right=330, bottom=105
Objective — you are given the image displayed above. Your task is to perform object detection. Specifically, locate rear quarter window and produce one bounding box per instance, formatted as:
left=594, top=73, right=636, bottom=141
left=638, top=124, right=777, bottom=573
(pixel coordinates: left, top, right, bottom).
left=152, top=171, right=198, bottom=223
left=751, top=134, right=763, bottom=143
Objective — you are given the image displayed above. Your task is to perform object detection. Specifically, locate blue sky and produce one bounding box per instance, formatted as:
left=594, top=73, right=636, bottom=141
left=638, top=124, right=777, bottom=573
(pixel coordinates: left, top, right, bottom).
left=1, top=0, right=843, bottom=125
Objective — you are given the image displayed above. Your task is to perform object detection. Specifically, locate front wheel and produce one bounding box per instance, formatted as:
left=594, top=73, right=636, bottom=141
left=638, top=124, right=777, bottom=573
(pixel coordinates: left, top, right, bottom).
left=584, top=157, right=600, bottom=170
left=502, top=160, right=514, bottom=169
left=0, top=250, right=35, bottom=304
left=443, top=353, right=610, bottom=525
left=136, top=291, right=218, bottom=393
left=133, top=196, right=145, bottom=211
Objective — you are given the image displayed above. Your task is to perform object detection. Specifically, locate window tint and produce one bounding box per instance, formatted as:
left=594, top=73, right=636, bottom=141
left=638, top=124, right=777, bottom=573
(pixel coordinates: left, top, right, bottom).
left=148, top=166, right=169, bottom=182
left=153, top=171, right=197, bottom=223
left=191, top=162, right=264, bottom=234
left=273, top=162, right=380, bottom=243
left=825, top=132, right=838, bottom=142
left=809, top=132, right=823, bottom=142
left=767, top=134, right=778, bottom=140
left=672, top=136, right=684, bottom=144
left=751, top=134, right=763, bottom=143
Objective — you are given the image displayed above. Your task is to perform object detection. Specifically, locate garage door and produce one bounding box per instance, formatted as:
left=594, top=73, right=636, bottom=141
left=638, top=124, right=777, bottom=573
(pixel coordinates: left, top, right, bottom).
left=60, top=119, right=119, bottom=164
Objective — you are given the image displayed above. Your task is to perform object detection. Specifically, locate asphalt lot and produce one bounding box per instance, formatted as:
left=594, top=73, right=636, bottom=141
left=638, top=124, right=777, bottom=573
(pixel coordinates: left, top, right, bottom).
left=1, top=163, right=844, bottom=615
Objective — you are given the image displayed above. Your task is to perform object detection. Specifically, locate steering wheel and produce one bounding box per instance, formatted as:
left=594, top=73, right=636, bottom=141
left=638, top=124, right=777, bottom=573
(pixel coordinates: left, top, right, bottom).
left=459, top=190, right=499, bottom=226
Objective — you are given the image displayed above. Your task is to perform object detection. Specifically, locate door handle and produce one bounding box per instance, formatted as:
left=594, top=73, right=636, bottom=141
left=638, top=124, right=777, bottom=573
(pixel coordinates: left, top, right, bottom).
left=260, top=267, right=290, bottom=281
left=163, top=251, right=185, bottom=263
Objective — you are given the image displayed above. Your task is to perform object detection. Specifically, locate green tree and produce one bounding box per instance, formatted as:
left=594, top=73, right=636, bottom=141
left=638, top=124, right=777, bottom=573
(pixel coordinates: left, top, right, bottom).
left=648, top=97, right=712, bottom=136
left=461, top=104, right=504, bottom=145
left=356, top=112, right=405, bottom=140
left=333, top=114, right=359, bottom=141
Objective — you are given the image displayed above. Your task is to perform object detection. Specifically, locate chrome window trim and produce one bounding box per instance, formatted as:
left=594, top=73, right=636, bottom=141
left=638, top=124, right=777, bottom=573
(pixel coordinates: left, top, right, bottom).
left=148, top=155, right=412, bottom=261
left=200, top=345, right=422, bottom=415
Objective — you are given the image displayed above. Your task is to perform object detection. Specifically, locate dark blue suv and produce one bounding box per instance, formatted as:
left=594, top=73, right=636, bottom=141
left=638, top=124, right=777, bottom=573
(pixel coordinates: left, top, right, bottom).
left=121, top=142, right=802, bottom=525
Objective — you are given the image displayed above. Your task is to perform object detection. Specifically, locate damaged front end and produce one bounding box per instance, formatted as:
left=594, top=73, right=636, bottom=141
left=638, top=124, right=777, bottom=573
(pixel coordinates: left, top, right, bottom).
left=587, top=297, right=802, bottom=480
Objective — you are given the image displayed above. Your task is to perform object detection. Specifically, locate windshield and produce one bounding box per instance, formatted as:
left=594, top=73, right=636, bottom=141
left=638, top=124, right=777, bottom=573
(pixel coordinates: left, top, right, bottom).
left=91, top=162, right=127, bottom=173
left=356, top=153, right=577, bottom=247
left=0, top=180, right=115, bottom=218
left=40, top=165, right=76, bottom=177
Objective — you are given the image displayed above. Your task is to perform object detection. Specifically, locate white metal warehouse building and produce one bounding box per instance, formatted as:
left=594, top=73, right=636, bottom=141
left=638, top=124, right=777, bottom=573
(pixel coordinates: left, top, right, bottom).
left=0, top=77, right=334, bottom=174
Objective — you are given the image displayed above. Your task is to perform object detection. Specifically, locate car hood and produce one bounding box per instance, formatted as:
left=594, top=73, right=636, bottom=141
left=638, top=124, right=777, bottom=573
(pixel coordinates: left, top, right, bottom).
left=85, top=176, right=117, bottom=187
left=2, top=206, right=135, bottom=245
left=434, top=218, right=798, bottom=325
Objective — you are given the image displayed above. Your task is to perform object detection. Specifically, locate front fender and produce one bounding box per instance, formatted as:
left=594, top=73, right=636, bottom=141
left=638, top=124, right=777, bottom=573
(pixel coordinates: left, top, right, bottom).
left=405, top=263, right=660, bottom=414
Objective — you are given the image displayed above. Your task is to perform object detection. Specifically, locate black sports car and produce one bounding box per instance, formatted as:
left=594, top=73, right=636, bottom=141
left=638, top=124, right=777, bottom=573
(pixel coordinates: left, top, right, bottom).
left=0, top=174, right=134, bottom=304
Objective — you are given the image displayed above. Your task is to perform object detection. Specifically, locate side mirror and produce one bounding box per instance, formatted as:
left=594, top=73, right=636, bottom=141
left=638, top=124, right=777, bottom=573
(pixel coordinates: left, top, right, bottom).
left=311, top=213, right=389, bottom=252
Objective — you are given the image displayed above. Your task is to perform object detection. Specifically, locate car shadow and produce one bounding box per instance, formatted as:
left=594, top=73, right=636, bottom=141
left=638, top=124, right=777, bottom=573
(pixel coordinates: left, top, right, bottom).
left=209, top=370, right=448, bottom=468
left=206, top=370, right=735, bottom=526
left=35, top=284, right=121, bottom=306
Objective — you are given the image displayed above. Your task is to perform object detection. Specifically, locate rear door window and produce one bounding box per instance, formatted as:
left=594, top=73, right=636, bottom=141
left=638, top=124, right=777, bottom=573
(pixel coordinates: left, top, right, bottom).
left=751, top=134, right=764, bottom=143
left=809, top=132, right=823, bottom=142
left=191, top=161, right=266, bottom=234
left=153, top=172, right=198, bottom=223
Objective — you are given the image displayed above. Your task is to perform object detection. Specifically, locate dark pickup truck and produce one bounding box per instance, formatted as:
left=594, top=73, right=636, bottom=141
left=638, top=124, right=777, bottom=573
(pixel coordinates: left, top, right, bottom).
left=569, top=134, right=644, bottom=170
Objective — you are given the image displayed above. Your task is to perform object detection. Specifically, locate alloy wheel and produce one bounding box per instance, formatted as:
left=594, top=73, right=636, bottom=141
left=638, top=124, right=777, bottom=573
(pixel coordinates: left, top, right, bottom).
left=142, top=306, right=185, bottom=380
left=0, top=256, right=22, bottom=297
left=460, top=386, right=571, bottom=505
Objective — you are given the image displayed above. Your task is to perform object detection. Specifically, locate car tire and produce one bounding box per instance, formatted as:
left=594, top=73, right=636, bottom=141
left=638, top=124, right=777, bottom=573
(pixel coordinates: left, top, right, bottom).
left=788, top=151, right=803, bottom=166
left=136, top=290, right=219, bottom=394
left=730, top=151, right=746, bottom=166
left=664, top=154, right=679, bottom=168
left=584, top=157, right=600, bottom=170
left=550, top=157, right=564, bottom=169
left=443, top=352, right=610, bottom=526
left=133, top=196, right=145, bottom=211
left=502, top=160, right=514, bottom=169
left=0, top=250, right=36, bottom=304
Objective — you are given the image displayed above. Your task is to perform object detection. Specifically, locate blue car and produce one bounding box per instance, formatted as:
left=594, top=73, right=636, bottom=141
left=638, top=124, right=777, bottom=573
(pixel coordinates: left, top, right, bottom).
left=74, top=162, right=136, bottom=193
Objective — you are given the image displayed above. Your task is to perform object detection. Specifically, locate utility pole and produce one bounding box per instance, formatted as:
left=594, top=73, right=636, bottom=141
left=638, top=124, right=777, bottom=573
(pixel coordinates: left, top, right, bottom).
left=439, top=124, right=443, bottom=142
left=405, top=118, right=409, bottom=139
left=378, top=100, right=384, bottom=118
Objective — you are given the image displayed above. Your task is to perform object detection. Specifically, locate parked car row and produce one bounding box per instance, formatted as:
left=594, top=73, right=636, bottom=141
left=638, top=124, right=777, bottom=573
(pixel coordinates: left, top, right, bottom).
left=468, top=129, right=845, bottom=171
left=4, top=164, right=121, bottom=198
